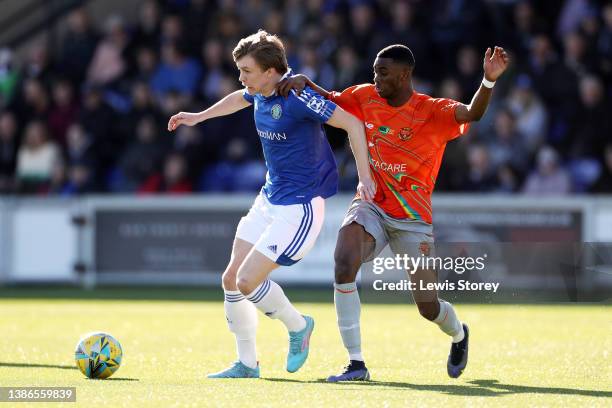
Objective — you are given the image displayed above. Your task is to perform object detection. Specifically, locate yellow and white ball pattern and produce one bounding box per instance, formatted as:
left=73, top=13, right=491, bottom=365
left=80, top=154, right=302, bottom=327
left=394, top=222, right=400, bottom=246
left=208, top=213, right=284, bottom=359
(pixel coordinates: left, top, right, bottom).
left=75, top=332, right=122, bottom=379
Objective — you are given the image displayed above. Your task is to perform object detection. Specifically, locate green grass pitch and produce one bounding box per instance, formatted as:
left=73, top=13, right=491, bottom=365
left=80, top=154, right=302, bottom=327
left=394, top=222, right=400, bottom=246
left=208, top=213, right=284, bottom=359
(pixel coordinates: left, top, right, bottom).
left=0, top=288, right=610, bottom=407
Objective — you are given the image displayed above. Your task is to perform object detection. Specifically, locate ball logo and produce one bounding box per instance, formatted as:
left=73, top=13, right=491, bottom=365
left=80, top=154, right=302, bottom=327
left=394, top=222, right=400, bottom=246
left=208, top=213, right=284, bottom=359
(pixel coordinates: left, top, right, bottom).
left=271, top=104, right=282, bottom=119
left=306, top=97, right=324, bottom=113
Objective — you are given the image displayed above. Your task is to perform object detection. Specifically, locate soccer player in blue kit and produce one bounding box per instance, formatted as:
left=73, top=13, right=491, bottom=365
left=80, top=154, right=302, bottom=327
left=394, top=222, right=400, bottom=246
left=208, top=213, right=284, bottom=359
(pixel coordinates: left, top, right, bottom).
left=168, top=30, right=375, bottom=378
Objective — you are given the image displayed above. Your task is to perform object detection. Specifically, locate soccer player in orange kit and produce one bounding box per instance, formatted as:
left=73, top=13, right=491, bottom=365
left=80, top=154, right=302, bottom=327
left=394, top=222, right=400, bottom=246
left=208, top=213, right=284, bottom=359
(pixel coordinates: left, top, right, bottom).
left=277, top=45, right=509, bottom=381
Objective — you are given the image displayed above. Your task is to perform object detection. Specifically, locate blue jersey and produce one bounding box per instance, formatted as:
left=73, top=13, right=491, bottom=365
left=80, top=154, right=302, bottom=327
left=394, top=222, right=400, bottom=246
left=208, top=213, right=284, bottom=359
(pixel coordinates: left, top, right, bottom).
left=243, top=85, right=339, bottom=205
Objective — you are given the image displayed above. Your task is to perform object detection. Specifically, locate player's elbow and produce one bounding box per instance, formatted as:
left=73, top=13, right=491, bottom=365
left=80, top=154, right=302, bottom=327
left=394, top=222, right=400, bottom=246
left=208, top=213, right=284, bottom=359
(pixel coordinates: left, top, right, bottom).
left=342, top=113, right=364, bottom=136
left=458, top=107, right=484, bottom=123
left=471, top=109, right=486, bottom=122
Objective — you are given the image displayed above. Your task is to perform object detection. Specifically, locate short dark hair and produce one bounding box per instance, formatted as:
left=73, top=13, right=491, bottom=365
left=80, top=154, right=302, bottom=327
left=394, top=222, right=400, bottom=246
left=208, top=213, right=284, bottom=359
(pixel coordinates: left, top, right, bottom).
left=377, top=45, right=415, bottom=68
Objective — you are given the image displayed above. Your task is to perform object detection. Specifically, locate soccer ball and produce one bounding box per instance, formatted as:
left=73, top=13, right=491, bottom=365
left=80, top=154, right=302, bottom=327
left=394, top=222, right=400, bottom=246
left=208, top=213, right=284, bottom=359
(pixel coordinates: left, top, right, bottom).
left=75, top=332, right=123, bottom=379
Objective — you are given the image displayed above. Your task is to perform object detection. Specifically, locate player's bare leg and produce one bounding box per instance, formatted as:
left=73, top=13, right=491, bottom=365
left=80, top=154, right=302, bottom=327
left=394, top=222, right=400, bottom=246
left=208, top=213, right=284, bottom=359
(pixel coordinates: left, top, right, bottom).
left=327, top=222, right=375, bottom=382
left=222, top=237, right=254, bottom=291
left=209, top=237, right=260, bottom=378
left=237, top=249, right=314, bottom=373
left=410, top=267, right=469, bottom=378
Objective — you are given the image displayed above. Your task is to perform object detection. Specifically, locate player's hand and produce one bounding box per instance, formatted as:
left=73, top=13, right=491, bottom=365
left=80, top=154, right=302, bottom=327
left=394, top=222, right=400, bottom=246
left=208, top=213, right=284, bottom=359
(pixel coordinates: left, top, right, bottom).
left=276, top=74, right=309, bottom=98
left=167, top=112, right=200, bottom=131
left=357, top=176, right=376, bottom=202
left=483, top=46, right=509, bottom=82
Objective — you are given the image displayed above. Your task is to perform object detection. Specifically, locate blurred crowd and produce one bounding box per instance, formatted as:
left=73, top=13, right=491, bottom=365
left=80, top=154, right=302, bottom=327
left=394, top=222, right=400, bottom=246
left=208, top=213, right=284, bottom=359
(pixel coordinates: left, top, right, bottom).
left=0, top=0, right=611, bottom=196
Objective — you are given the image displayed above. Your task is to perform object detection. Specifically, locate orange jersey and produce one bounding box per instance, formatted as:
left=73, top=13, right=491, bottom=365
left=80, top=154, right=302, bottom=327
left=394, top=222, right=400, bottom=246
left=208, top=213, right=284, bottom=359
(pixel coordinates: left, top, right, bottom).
left=329, top=84, right=469, bottom=224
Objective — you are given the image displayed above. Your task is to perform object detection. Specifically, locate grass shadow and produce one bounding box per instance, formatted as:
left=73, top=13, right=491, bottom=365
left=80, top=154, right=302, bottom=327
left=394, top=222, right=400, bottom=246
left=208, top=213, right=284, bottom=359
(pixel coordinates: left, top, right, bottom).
left=468, top=379, right=612, bottom=398
left=263, top=377, right=612, bottom=398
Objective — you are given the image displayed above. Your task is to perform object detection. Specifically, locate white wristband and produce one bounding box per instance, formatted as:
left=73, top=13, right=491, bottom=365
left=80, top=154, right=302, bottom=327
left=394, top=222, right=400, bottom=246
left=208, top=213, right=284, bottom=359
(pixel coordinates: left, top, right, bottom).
left=482, top=77, right=496, bottom=88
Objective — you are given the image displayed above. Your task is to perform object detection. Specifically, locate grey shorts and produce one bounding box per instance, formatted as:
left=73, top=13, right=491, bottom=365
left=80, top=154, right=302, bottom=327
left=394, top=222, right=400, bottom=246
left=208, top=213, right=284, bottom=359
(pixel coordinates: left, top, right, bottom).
left=341, top=199, right=434, bottom=262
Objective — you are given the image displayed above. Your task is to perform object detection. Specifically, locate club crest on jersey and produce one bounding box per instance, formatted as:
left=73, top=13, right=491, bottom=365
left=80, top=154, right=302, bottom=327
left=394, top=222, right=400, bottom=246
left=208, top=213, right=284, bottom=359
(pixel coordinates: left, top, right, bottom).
left=271, top=104, right=282, bottom=119
left=399, top=127, right=413, bottom=141
left=306, top=97, right=324, bottom=113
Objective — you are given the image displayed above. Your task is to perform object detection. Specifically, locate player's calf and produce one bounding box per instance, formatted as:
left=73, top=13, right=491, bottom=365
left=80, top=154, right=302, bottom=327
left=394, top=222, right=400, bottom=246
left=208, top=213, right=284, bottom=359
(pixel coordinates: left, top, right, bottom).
left=416, top=299, right=440, bottom=321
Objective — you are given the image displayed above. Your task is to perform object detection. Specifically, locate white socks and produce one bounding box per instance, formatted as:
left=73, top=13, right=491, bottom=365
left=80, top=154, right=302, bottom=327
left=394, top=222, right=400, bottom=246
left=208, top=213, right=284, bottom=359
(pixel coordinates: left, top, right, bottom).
left=334, top=282, right=363, bottom=361
left=223, top=280, right=306, bottom=368
left=224, top=290, right=258, bottom=369
left=247, top=279, right=306, bottom=332
left=434, top=300, right=464, bottom=343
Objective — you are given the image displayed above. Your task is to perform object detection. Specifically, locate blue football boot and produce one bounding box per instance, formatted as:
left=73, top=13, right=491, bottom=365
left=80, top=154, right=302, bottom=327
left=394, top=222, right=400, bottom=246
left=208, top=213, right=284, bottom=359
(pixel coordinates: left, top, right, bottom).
left=207, top=361, right=260, bottom=378
left=286, top=315, right=315, bottom=373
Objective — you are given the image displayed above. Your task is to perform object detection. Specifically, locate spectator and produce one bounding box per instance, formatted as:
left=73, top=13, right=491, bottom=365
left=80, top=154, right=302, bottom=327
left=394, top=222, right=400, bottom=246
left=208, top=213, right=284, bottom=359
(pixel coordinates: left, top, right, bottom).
left=78, top=85, right=115, bottom=165
left=23, top=42, right=55, bottom=87
left=200, top=138, right=266, bottom=192
left=0, top=111, right=19, bottom=192
left=598, top=3, right=612, bottom=79
left=590, top=144, right=612, bottom=193
left=65, top=123, right=98, bottom=181
left=335, top=46, right=365, bottom=90
left=182, top=0, right=218, bottom=55
left=86, top=15, right=129, bottom=87
left=15, top=121, right=61, bottom=193
left=568, top=75, right=610, bottom=159
left=522, top=146, right=572, bottom=195
left=200, top=39, right=232, bottom=104
left=486, top=108, right=529, bottom=174
left=172, top=124, right=205, bottom=181
left=150, top=41, right=202, bottom=99
left=132, top=47, right=158, bottom=83
left=297, top=45, right=335, bottom=91
left=116, top=115, right=166, bottom=192
left=506, top=1, right=547, bottom=57
left=456, top=46, right=481, bottom=100
left=57, top=8, right=98, bottom=85
left=464, top=144, right=497, bottom=192
left=139, top=152, right=193, bottom=194
left=15, top=78, right=51, bottom=124
left=0, top=49, right=19, bottom=107
left=507, top=75, right=548, bottom=152
left=130, top=0, right=161, bottom=52
left=48, top=79, right=80, bottom=146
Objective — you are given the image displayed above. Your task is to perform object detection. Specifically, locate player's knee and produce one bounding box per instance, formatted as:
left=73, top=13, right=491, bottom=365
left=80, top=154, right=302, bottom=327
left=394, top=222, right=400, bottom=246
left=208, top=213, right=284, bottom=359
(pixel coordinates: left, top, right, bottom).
left=334, top=251, right=360, bottom=284
left=417, top=300, right=439, bottom=321
left=236, top=277, right=256, bottom=296
left=221, top=268, right=238, bottom=291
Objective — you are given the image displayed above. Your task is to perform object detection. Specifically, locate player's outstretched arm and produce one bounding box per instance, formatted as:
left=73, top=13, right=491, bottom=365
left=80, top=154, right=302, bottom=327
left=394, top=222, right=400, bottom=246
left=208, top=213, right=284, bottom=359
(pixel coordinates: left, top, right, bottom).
left=327, top=107, right=376, bottom=201
left=167, top=90, right=251, bottom=131
left=276, top=74, right=331, bottom=99
left=455, top=46, right=509, bottom=123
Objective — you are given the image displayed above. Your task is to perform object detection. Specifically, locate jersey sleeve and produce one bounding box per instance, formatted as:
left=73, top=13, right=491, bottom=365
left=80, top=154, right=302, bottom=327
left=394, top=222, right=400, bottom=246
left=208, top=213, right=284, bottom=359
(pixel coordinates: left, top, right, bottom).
left=242, top=88, right=255, bottom=104
left=430, top=98, right=470, bottom=142
left=328, top=85, right=364, bottom=120
left=288, top=86, right=337, bottom=123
